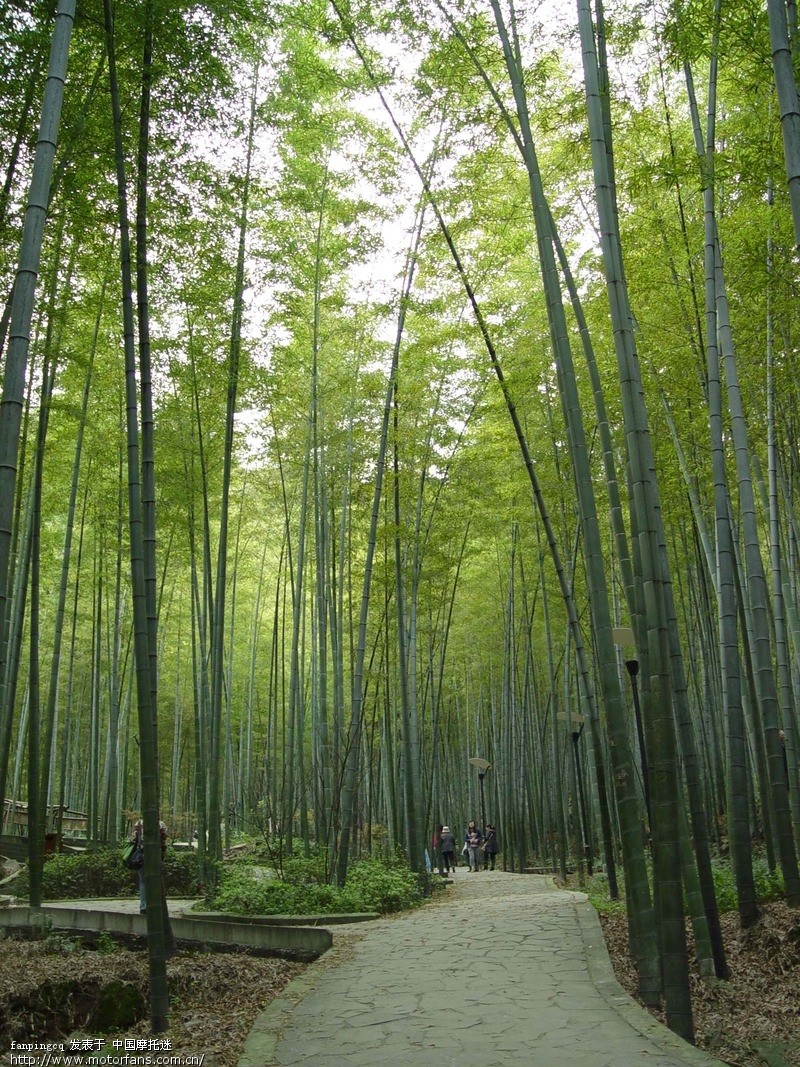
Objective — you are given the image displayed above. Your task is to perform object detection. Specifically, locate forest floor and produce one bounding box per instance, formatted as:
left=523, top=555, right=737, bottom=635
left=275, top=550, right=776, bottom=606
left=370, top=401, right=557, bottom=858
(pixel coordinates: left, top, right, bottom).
left=0, top=936, right=304, bottom=1067
left=599, top=901, right=800, bottom=1066
left=2, top=889, right=798, bottom=1067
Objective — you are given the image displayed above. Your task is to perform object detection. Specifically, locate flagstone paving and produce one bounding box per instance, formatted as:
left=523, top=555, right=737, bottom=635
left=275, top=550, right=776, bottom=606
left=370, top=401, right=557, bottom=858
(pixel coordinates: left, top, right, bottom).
left=239, top=869, right=725, bottom=1067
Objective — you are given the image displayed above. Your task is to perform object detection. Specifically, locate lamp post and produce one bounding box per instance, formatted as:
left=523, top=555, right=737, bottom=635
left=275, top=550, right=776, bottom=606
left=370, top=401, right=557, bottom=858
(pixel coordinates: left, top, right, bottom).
left=612, top=627, right=651, bottom=823
left=468, top=757, right=491, bottom=829
left=559, top=713, right=592, bottom=874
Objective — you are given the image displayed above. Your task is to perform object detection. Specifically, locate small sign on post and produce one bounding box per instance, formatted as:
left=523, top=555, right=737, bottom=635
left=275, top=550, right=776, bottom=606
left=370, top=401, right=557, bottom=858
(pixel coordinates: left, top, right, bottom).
left=556, top=713, right=585, bottom=726
left=612, top=626, right=635, bottom=648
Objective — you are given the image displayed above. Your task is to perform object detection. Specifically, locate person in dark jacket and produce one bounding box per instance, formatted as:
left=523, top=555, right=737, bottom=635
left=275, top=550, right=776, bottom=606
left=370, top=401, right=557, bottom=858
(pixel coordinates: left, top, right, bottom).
left=433, top=824, right=444, bottom=876
left=483, top=823, right=499, bottom=870
left=439, top=825, right=457, bottom=873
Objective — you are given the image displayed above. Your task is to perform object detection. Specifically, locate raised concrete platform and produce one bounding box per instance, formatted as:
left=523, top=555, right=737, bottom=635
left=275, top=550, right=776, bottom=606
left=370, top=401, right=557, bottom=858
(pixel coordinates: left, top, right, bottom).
left=0, top=900, right=332, bottom=960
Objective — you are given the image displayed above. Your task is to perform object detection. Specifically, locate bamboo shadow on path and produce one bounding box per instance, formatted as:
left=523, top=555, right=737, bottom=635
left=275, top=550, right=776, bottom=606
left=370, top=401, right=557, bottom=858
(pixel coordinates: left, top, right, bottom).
left=239, top=870, right=724, bottom=1067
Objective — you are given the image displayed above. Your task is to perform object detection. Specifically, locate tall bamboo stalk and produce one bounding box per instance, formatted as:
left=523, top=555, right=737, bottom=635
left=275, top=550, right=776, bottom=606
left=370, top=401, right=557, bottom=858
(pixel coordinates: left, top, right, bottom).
left=0, top=0, right=76, bottom=830
left=208, top=67, right=259, bottom=866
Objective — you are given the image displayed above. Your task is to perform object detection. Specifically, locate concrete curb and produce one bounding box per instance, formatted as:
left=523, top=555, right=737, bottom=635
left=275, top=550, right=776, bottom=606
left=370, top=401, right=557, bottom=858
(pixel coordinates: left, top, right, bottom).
left=189, top=910, right=379, bottom=927
left=238, top=935, right=359, bottom=1067
left=0, top=905, right=332, bottom=960
left=575, top=898, right=726, bottom=1066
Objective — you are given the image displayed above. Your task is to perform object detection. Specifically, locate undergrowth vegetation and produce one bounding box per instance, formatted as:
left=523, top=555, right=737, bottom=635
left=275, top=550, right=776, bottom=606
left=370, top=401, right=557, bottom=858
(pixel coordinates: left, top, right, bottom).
left=584, top=853, right=785, bottom=917
left=710, top=856, right=784, bottom=912
left=12, top=847, right=200, bottom=900
left=10, top=841, right=422, bottom=917
left=205, top=852, right=422, bottom=916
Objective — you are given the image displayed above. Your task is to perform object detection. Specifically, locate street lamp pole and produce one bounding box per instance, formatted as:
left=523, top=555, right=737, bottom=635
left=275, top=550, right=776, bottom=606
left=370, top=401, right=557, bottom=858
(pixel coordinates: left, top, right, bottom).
left=558, top=712, right=592, bottom=874
left=468, top=757, right=492, bottom=828
left=612, top=627, right=651, bottom=825
left=625, top=657, right=651, bottom=824
left=572, top=726, right=593, bottom=875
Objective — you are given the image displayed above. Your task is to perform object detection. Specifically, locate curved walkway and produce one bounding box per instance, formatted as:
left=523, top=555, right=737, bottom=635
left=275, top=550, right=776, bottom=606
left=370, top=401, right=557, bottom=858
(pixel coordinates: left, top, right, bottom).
left=239, top=870, right=724, bottom=1067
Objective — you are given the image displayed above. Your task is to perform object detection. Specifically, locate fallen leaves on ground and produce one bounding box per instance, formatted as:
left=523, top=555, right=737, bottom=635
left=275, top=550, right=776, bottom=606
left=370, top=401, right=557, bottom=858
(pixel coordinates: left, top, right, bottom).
left=0, top=937, right=303, bottom=1067
left=599, top=901, right=800, bottom=1066
left=8, top=899, right=797, bottom=1067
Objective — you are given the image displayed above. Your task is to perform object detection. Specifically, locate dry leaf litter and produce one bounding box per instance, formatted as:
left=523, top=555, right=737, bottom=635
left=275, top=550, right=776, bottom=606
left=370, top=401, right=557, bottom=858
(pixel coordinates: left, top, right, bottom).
left=0, top=938, right=302, bottom=1067
left=2, top=899, right=798, bottom=1066
left=600, top=900, right=800, bottom=1066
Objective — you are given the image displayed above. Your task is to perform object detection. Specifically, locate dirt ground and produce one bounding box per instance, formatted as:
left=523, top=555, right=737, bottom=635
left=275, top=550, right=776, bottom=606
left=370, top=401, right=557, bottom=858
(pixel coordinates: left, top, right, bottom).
left=0, top=936, right=303, bottom=1067
left=2, top=898, right=798, bottom=1067
left=599, top=901, right=800, bottom=1066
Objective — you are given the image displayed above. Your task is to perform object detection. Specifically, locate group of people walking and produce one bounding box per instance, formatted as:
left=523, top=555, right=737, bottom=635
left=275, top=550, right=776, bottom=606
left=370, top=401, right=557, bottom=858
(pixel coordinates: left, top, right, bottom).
left=433, top=820, right=499, bottom=875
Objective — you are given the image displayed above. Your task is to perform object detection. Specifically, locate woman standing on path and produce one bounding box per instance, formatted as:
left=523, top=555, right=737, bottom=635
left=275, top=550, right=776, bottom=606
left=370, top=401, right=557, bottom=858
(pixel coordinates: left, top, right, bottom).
left=464, top=821, right=483, bottom=872
left=483, top=824, right=499, bottom=870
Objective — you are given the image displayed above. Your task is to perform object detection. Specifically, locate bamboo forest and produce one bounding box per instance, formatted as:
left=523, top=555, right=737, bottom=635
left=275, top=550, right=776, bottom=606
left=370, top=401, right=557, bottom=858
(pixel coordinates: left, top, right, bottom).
left=2, top=0, right=800, bottom=1056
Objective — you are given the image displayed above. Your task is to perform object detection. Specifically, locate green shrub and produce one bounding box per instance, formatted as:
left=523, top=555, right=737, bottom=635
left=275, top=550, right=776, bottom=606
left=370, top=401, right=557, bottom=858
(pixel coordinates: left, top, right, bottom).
left=282, top=847, right=328, bottom=886
left=160, top=849, right=204, bottom=896
left=585, top=857, right=787, bottom=919
left=752, top=856, right=784, bottom=902
left=95, top=930, right=118, bottom=954
left=710, top=857, right=785, bottom=913
left=205, top=855, right=421, bottom=916
left=208, top=866, right=358, bottom=915
left=210, top=871, right=303, bottom=915
left=583, top=872, right=627, bottom=917
left=42, top=931, right=81, bottom=954
left=13, top=847, right=201, bottom=901
left=710, top=861, right=738, bottom=913
left=313, top=882, right=360, bottom=911
left=345, top=858, right=421, bottom=914
left=226, top=840, right=274, bottom=866
left=15, top=849, right=130, bottom=899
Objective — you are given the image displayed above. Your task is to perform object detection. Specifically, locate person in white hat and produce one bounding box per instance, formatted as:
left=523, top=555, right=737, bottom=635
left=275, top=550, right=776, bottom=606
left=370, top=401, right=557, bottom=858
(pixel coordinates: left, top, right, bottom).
left=439, top=825, right=457, bottom=874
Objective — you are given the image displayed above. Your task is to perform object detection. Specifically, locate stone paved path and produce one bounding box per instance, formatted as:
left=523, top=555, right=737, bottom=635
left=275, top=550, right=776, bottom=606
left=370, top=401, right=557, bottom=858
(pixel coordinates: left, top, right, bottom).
left=240, top=869, right=723, bottom=1067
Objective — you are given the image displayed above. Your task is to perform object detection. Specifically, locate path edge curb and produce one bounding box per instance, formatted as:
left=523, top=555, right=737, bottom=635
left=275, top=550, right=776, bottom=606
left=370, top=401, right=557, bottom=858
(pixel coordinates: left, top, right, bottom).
left=575, top=898, right=726, bottom=1066
left=237, top=934, right=354, bottom=1067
